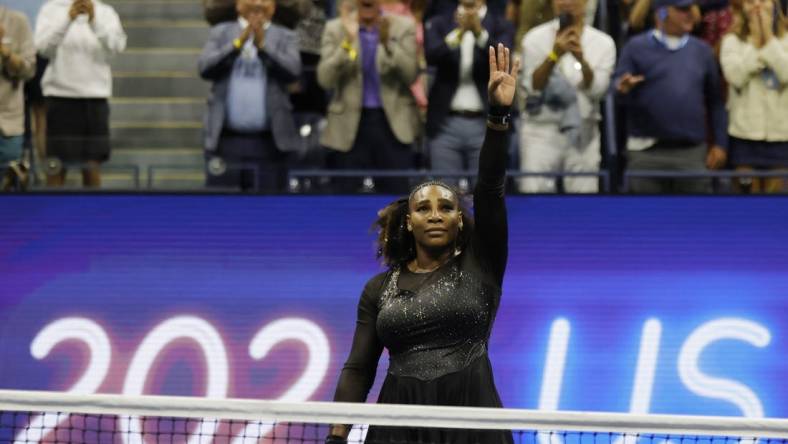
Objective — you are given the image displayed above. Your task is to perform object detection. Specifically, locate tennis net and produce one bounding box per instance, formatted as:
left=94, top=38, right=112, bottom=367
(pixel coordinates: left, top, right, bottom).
left=1, top=390, right=787, bottom=444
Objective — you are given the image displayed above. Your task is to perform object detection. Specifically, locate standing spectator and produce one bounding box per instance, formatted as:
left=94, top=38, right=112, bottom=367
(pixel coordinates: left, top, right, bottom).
left=720, top=0, right=787, bottom=193
left=0, top=5, right=36, bottom=168
left=518, top=0, right=615, bottom=193
left=199, top=0, right=302, bottom=192
left=614, top=0, right=727, bottom=193
left=5, top=0, right=49, bottom=177
left=35, top=0, right=126, bottom=188
left=317, top=0, right=420, bottom=193
left=425, top=0, right=513, bottom=181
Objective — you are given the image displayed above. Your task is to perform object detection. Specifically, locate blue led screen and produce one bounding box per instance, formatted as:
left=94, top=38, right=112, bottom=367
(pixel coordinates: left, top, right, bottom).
left=0, top=195, right=786, bottom=419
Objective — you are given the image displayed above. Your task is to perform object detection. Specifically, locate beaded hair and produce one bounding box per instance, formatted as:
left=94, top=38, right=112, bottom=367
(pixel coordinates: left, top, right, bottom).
left=374, top=181, right=474, bottom=267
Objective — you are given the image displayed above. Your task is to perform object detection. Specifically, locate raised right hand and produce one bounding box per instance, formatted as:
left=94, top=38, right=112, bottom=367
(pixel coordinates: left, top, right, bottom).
left=488, top=43, right=521, bottom=108
left=616, top=72, right=645, bottom=94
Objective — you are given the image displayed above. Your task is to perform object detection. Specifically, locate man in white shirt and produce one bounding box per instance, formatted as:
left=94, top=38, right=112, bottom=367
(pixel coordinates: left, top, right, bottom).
left=35, top=0, right=126, bottom=187
left=518, top=0, right=614, bottom=193
left=424, top=0, right=513, bottom=184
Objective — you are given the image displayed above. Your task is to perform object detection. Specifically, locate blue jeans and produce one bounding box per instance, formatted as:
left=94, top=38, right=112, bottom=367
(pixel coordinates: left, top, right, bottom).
left=0, top=135, right=23, bottom=165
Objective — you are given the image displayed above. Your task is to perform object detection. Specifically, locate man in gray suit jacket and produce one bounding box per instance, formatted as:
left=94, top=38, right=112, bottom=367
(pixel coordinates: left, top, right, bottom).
left=199, top=0, right=301, bottom=192
left=317, top=0, right=419, bottom=193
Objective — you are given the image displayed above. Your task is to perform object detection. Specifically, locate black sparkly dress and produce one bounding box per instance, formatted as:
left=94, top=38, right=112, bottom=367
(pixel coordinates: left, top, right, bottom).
left=332, top=128, right=513, bottom=444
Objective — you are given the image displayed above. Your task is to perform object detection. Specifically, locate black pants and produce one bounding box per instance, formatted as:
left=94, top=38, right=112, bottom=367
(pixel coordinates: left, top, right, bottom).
left=206, top=130, right=288, bottom=192
left=330, top=108, right=413, bottom=194
left=46, top=97, right=110, bottom=163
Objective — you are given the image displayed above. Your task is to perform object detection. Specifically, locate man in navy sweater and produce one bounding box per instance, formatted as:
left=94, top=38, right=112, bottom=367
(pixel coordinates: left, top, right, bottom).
left=613, top=0, right=727, bottom=193
left=425, top=0, right=513, bottom=183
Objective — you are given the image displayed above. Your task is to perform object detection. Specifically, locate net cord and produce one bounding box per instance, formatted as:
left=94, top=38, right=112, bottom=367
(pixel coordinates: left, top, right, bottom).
left=0, top=390, right=787, bottom=439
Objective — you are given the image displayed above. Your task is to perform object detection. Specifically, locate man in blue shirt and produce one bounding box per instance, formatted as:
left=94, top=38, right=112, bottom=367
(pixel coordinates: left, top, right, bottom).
left=199, top=0, right=301, bottom=192
left=613, top=0, right=728, bottom=193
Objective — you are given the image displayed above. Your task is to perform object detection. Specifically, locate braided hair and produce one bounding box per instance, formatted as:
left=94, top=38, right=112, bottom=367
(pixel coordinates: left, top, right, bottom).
left=373, top=181, right=474, bottom=267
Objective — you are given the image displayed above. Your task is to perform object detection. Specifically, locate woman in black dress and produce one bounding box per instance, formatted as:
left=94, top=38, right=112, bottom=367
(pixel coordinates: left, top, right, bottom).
left=326, top=43, right=520, bottom=444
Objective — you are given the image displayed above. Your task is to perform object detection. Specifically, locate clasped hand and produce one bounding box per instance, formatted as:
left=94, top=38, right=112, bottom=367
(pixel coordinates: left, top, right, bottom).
left=553, top=27, right=583, bottom=61
left=239, top=20, right=266, bottom=48
left=455, top=8, right=483, bottom=36
left=340, top=5, right=391, bottom=51
left=746, top=4, right=774, bottom=48
left=69, top=0, right=95, bottom=22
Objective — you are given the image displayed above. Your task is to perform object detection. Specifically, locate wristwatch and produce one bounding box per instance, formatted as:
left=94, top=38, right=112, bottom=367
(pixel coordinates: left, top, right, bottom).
left=487, top=106, right=511, bottom=130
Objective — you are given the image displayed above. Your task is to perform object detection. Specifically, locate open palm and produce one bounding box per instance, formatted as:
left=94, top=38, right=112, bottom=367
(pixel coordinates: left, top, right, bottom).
left=488, top=43, right=520, bottom=107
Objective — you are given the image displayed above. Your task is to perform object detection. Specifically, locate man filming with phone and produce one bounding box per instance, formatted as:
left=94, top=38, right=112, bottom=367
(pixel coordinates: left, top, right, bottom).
left=518, top=0, right=615, bottom=193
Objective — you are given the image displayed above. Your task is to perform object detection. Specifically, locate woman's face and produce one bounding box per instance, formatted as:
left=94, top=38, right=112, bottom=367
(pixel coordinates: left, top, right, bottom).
left=407, top=185, right=463, bottom=252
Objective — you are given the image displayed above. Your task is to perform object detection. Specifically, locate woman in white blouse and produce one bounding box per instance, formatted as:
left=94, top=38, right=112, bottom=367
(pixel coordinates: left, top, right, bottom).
left=720, top=0, right=787, bottom=193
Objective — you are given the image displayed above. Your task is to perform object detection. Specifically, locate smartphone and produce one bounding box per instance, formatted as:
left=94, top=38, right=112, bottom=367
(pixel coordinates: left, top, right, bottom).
left=558, top=12, right=574, bottom=30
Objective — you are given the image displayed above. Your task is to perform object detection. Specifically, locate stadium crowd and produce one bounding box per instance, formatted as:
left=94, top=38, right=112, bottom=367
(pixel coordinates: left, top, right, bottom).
left=0, top=0, right=786, bottom=193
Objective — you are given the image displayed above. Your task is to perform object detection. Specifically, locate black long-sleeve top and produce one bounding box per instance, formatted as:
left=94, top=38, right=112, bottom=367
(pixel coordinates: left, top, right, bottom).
left=333, top=128, right=509, bottom=403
